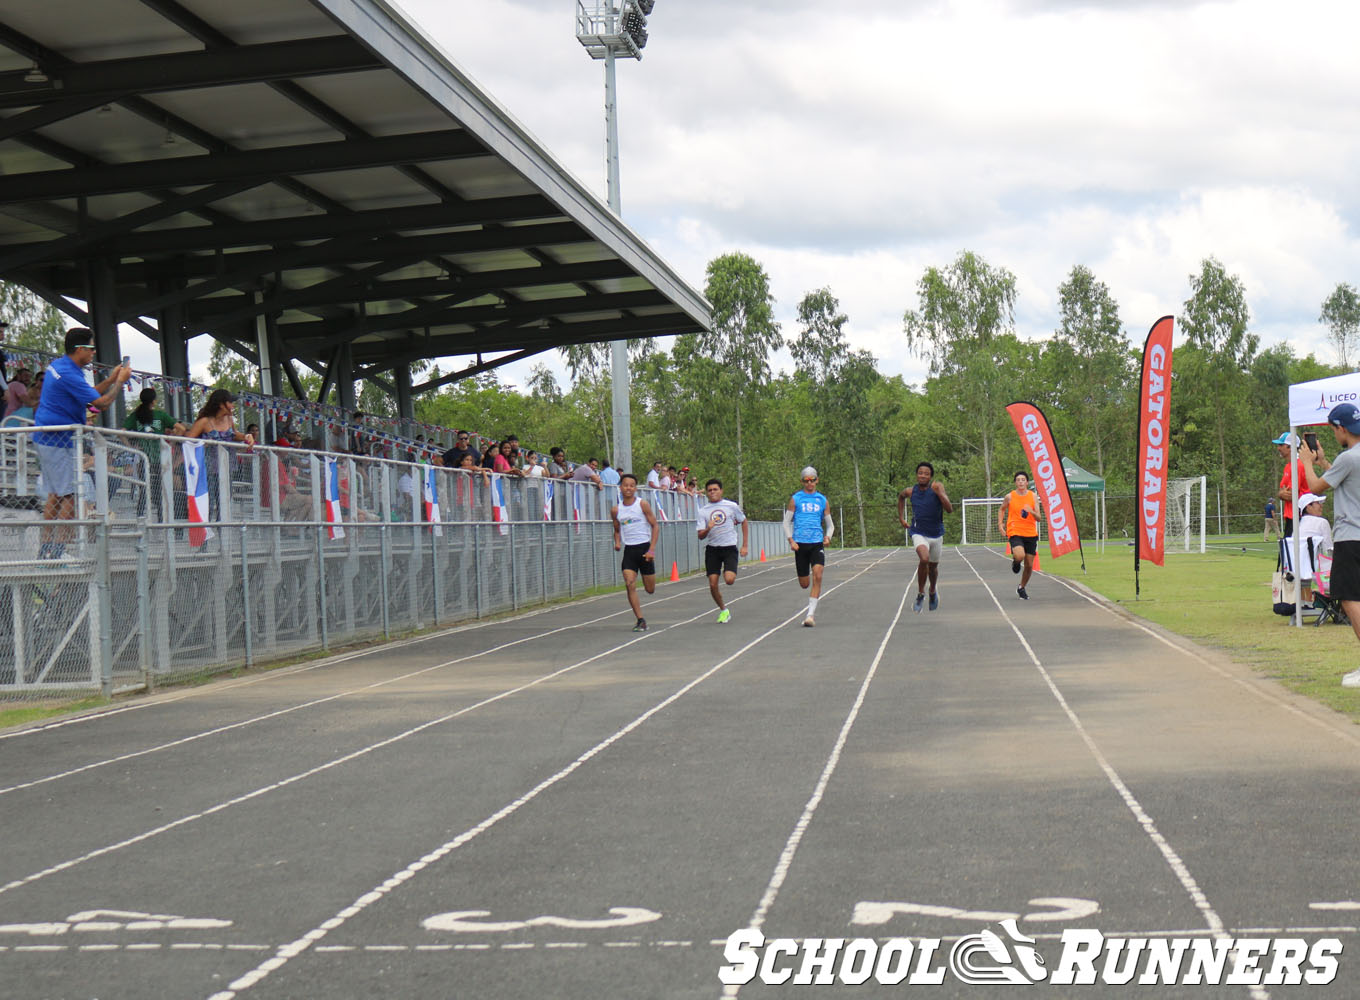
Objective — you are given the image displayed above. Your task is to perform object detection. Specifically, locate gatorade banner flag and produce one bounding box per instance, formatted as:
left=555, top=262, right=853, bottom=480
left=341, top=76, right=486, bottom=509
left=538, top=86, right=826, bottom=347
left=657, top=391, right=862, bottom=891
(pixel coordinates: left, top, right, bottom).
left=1005, top=402, right=1082, bottom=563
left=492, top=476, right=509, bottom=536
left=181, top=441, right=215, bottom=547
left=323, top=458, right=345, bottom=540
left=423, top=467, right=442, bottom=536
left=1136, top=316, right=1175, bottom=584
left=542, top=480, right=554, bottom=521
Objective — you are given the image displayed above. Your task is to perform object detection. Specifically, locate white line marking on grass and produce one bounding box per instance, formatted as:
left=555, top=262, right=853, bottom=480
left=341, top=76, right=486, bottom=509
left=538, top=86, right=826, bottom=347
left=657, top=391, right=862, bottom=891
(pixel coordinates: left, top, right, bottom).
left=201, top=553, right=899, bottom=1000
left=958, top=549, right=1270, bottom=1000
left=723, top=577, right=912, bottom=998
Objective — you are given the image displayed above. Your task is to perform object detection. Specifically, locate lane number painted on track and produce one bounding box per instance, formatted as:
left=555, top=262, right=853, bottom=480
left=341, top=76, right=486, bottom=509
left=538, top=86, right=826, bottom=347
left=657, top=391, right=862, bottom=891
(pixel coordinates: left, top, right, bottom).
left=0, top=910, right=233, bottom=937
left=423, top=907, right=662, bottom=933
left=852, top=897, right=1100, bottom=926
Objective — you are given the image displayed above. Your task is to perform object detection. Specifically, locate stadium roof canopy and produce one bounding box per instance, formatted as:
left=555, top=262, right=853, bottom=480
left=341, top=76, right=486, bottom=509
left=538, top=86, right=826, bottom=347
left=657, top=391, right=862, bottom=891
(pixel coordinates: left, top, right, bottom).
left=0, top=0, right=709, bottom=409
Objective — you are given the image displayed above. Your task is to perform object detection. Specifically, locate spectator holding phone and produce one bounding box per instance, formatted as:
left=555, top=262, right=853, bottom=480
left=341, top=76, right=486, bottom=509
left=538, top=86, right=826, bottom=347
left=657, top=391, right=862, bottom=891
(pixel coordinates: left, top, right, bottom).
left=1299, top=404, right=1360, bottom=687
left=33, top=328, right=132, bottom=558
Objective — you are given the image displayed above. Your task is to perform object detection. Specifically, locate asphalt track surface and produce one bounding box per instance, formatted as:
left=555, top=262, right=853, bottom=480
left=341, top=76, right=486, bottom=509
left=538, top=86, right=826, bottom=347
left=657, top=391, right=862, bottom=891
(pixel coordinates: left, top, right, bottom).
left=3, top=547, right=1359, bottom=1000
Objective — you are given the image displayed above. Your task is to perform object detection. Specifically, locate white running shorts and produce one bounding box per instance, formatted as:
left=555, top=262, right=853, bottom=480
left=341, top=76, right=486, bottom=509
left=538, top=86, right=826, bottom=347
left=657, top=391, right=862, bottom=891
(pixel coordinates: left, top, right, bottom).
left=911, top=533, right=943, bottom=563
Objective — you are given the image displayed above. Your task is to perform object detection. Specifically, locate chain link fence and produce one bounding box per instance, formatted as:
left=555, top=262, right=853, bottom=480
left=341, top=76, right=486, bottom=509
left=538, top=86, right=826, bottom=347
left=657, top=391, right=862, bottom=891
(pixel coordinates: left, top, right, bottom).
left=0, top=427, right=785, bottom=701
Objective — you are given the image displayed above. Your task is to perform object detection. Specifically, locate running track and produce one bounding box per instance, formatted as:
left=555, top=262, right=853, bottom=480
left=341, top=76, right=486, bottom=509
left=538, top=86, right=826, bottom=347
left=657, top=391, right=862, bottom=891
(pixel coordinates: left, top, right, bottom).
left=2, top=547, right=1358, bottom=999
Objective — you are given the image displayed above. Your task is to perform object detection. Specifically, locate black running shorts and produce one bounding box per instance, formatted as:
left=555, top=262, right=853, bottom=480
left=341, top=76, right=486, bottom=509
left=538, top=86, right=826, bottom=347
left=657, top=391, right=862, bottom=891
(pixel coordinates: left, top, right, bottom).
left=1329, top=540, right=1360, bottom=601
left=794, top=542, right=825, bottom=578
left=621, top=542, right=655, bottom=576
left=1008, top=534, right=1038, bottom=556
left=705, top=545, right=739, bottom=577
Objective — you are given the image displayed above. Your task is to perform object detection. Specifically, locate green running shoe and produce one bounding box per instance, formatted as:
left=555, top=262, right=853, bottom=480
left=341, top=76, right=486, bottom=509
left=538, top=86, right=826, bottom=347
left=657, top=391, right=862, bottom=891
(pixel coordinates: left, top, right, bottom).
left=717, top=608, right=731, bottom=624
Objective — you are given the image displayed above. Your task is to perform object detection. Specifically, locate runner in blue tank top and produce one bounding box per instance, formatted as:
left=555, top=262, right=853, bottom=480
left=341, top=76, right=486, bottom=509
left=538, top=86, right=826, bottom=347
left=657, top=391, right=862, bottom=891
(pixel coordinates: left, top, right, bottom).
left=784, top=466, right=834, bottom=627
left=897, top=461, right=954, bottom=612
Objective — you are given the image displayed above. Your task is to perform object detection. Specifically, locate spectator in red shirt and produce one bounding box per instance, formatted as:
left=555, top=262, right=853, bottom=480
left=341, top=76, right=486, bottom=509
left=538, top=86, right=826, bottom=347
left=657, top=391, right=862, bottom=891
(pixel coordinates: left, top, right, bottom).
left=1274, top=431, right=1312, bottom=537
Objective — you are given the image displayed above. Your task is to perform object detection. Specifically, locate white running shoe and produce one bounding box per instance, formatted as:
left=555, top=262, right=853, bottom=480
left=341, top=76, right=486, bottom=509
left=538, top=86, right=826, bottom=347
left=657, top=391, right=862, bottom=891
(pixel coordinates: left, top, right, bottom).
left=1342, top=668, right=1360, bottom=688
left=803, top=615, right=815, bottom=627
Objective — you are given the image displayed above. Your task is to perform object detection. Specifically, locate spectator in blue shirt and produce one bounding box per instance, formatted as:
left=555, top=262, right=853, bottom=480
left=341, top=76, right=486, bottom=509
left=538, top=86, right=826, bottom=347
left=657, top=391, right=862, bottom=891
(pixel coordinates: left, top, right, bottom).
left=33, top=328, right=130, bottom=558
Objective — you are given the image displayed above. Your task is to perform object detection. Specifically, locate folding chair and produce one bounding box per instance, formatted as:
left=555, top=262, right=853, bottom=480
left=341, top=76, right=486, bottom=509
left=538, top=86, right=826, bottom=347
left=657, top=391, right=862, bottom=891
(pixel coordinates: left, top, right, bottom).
left=1312, top=546, right=1349, bottom=627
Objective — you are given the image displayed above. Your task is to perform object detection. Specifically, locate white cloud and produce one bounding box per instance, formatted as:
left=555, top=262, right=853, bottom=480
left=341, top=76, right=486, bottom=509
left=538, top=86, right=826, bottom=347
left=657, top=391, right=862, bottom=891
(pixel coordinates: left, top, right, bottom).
left=167, top=0, right=1360, bottom=392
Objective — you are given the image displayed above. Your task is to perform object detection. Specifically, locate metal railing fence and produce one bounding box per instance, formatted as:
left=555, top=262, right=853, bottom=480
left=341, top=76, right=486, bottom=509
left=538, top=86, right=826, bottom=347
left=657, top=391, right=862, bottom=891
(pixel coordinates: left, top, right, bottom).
left=0, top=427, right=785, bottom=700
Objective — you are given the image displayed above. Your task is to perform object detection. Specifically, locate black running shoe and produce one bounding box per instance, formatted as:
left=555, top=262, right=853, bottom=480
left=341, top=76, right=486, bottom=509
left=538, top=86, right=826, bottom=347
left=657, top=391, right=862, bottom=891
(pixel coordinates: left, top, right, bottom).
left=1017, top=586, right=1028, bottom=600
left=633, top=618, right=647, bottom=632
left=1012, top=559, right=1022, bottom=574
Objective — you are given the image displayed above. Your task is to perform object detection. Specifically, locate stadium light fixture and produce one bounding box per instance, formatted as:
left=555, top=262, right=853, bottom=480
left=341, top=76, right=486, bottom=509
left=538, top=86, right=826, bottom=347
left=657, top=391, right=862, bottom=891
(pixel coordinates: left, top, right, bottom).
left=575, top=0, right=658, bottom=477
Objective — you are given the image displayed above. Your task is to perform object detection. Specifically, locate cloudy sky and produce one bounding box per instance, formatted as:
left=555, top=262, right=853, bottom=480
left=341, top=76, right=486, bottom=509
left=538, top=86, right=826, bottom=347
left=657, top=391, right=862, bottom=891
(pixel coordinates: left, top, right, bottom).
left=376, top=0, right=1360, bottom=389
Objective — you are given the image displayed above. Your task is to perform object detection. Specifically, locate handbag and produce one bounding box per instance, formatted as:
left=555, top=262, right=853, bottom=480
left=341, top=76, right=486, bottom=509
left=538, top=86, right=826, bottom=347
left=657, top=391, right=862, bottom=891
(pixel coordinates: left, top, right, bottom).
left=1317, top=548, right=1333, bottom=597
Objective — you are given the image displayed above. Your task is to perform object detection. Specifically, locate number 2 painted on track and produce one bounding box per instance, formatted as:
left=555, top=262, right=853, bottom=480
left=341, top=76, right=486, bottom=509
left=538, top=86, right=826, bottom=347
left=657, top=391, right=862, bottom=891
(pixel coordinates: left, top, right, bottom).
left=851, top=897, right=1099, bottom=926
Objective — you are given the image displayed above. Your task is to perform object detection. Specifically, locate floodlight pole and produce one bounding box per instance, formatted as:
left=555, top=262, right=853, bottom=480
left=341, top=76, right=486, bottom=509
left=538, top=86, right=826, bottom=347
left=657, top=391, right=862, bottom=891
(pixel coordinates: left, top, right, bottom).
left=604, top=43, right=632, bottom=477
left=578, top=0, right=649, bottom=478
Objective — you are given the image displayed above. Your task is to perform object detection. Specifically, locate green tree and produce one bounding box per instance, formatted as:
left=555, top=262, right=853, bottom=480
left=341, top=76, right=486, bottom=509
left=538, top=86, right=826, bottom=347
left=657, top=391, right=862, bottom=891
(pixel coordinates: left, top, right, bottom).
left=701, top=252, right=783, bottom=507
left=1320, top=282, right=1360, bottom=369
left=1049, top=265, right=1133, bottom=476
left=790, top=288, right=879, bottom=545
left=0, top=281, right=66, bottom=357
left=1180, top=257, right=1257, bottom=501
left=903, top=250, right=1019, bottom=496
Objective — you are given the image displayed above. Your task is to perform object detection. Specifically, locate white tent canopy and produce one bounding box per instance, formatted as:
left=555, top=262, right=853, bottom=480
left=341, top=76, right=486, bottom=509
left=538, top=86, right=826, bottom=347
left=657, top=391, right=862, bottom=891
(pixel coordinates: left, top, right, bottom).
left=1284, top=370, right=1360, bottom=625
left=1288, top=372, right=1360, bottom=427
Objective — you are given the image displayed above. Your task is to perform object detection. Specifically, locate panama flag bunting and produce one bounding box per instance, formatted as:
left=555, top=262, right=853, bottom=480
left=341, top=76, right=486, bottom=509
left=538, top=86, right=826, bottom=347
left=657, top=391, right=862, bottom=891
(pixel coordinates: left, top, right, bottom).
left=542, top=480, right=554, bottom=521
left=491, top=476, right=510, bottom=536
left=423, top=466, right=442, bottom=536
left=1004, top=402, right=1083, bottom=569
left=654, top=494, right=668, bottom=522
left=323, top=458, right=345, bottom=540
left=180, top=441, right=215, bottom=547
left=1135, top=316, right=1174, bottom=593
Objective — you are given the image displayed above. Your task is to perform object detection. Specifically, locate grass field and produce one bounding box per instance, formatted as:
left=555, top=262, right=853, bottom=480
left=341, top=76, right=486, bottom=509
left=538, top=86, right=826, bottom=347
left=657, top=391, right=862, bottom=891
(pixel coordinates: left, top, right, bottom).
left=1041, top=534, right=1360, bottom=721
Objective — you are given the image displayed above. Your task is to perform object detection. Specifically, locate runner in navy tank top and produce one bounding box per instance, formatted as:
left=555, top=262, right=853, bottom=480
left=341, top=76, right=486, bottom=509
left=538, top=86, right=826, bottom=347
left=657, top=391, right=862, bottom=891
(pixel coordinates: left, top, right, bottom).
left=897, top=461, right=954, bottom=612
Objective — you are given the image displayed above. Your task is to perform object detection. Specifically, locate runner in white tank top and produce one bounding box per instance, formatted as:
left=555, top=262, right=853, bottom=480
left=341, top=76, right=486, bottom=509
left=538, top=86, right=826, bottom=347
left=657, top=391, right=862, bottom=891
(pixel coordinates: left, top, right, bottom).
left=611, top=473, right=659, bottom=631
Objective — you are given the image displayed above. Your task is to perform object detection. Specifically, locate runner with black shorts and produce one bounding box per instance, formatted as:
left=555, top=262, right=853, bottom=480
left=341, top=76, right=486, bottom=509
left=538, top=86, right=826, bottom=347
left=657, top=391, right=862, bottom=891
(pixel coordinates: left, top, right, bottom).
left=784, top=466, right=834, bottom=627
left=696, top=478, right=748, bottom=623
left=612, top=473, right=659, bottom=631
left=999, top=471, right=1042, bottom=600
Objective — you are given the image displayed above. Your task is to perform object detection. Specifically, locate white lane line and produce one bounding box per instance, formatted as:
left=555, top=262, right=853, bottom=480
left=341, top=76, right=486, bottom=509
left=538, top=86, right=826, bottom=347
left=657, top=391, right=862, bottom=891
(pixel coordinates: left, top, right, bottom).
left=1033, top=558, right=1360, bottom=752
left=0, top=555, right=882, bottom=900
left=202, top=553, right=900, bottom=1000
left=958, top=549, right=1270, bottom=1000
left=0, top=552, right=813, bottom=743
left=1, top=554, right=865, bottom=794
left=22, top=926, right=1360, bottom=957
left=722, top=577, right=912, bottom=998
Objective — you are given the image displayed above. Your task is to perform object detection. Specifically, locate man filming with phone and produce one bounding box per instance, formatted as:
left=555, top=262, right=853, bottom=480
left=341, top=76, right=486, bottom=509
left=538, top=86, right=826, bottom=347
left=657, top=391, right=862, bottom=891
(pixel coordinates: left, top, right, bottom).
left=999, top=470, right=1042, bottom=601
left=33, top=328, right=132, bottom=558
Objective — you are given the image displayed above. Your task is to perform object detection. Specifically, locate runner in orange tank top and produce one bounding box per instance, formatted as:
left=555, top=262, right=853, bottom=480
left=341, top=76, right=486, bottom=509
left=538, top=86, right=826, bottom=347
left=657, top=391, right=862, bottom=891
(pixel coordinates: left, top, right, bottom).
left=998, top=471, right=1042, bottom=600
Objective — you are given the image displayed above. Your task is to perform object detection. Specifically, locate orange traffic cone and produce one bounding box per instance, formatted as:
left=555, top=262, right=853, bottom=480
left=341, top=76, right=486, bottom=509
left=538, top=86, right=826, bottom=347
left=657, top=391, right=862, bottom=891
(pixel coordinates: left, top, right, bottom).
left=759, top=549, right=766, bottom=562
left=1033, top=552, right=1041, bottom=571
left=669, top=561, right=680, bottom=582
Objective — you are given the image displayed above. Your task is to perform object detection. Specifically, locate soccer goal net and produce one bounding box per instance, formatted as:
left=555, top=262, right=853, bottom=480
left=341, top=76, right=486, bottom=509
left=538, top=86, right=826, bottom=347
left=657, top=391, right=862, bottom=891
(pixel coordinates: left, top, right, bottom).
left=962, top=475, right=1205, bottom=553
left=1165, top=475, right=1206, bottom=554
left=960, top=498, right=1044, bottom=547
